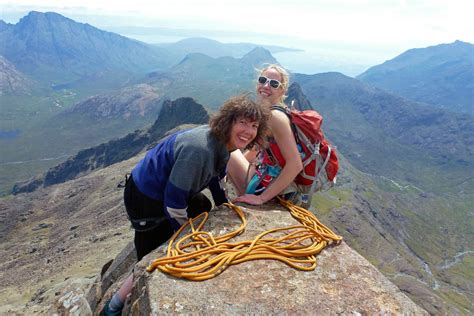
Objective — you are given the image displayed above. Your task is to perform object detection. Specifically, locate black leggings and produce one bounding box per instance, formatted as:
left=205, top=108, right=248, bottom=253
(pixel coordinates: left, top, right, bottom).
left=124, top=175, right=212, bottom=261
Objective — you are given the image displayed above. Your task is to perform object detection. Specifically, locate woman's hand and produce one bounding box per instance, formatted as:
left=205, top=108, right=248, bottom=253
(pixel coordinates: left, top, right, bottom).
left=233, top=194, right=265, bottom=205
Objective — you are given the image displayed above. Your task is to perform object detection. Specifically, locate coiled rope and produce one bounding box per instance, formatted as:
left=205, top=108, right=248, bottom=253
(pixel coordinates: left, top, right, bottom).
left=146, top=197, right=342, bottom=281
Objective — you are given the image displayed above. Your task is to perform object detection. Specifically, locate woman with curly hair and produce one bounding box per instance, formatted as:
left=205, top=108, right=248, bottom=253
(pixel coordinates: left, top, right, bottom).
left=103, top=94, right=270, bottom=315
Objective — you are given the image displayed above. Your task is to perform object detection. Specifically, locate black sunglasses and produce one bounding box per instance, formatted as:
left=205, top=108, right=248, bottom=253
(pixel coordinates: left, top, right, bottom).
left=258, top=76, right=282, bottom=89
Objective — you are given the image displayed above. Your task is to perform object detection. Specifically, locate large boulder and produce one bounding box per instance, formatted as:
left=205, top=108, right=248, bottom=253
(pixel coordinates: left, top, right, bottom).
left=127, top=201, right=427, bottom=315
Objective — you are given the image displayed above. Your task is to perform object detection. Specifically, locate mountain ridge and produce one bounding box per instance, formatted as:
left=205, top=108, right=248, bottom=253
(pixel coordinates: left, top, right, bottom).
left=0, top=11, right=172, bottom=84
left=294, top=71, right=474, bottom=194
left=154, top=36, right=300, bottom=63
left=357, top=40, right=474, bottom=114
left=142, top=47, right=276, bottom=109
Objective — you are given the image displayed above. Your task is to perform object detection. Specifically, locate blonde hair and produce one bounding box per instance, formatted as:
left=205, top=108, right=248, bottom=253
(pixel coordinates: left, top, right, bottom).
left=257, top=63, right=290, bottom=104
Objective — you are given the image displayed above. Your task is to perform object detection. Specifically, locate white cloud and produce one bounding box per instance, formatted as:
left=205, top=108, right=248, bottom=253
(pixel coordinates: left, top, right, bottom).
left=1, top=0, right=472, bottom=45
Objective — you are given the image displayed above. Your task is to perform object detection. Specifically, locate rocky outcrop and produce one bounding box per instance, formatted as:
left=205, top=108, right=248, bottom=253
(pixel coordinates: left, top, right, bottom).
left=64, top=84, right=162, bottom=120
left=51, top=241, right=137, bottom=315
left=122, top=201, right=427, bottom=315
left=0, top=55, right=35, bottom=95
left=286, top=82, right=313, bottom=110
left=44, top=199, right=427, bottom=315
left=0, top=138, right=431, bottom=315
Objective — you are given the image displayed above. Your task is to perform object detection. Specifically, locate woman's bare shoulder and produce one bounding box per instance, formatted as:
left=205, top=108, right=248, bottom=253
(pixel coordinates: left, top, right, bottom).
left=270, top=108, right=290, bottom=125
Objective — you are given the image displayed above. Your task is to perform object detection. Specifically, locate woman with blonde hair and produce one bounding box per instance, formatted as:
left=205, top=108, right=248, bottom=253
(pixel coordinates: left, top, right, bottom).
left=227, top=64, right=303, bottom=205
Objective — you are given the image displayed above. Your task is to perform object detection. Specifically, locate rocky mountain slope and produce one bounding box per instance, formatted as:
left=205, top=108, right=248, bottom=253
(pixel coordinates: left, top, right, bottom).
left=0, top=55, right=36, bottom=95
left=0, top=153, right=139, bottom=314
left=0, top=150, right=428, bottom=315
left=313, top=155, right=473, bottom=314
left=357, top=40, right=473, bottom=114
left=8, top=90, right=473, bottom=313
left=294, top=72, right=474, bottom=195
left=63, top=84, right=162, bottom=120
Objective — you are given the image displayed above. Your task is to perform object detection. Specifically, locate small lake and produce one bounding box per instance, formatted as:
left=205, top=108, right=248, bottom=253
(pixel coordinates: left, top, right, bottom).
left=0, top=129, right=21, bottom=140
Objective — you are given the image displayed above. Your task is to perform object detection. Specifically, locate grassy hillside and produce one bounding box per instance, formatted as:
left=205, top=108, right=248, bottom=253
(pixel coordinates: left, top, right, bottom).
left=312, top=155, right=473, bottom=314
left=0, top=90, right=160, bottom=195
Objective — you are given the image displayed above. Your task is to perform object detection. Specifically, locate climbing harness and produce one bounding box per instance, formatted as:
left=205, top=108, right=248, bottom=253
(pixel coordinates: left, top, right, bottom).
left=146, top=198, right=342, bottom=281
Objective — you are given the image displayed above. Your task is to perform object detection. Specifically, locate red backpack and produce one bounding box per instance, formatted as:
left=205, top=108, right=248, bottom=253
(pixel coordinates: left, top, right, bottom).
left=246, top=104, right=339, bottom=205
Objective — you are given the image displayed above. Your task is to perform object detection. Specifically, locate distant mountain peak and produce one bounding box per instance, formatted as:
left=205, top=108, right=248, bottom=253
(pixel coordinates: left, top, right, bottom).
left=0, top=20, right=12, bottom=31
left=178, top=52, right=214, bottom=65
left=241, top=46, right=277, bottom=66
left=0, top=11, right=171, bottom=84
left=18, top=10, right=75, bottom=26
left=175, top=37, right=222, bottom=45
left=357, top=41, right=473, bottom=114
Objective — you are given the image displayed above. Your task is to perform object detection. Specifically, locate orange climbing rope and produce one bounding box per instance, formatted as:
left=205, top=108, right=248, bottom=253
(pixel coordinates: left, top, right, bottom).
left=146, top=197, right=342, bottom=281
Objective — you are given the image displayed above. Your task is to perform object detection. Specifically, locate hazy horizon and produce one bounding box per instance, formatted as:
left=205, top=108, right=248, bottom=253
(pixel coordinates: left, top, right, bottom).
left=1, top=1, right=472, bottom=76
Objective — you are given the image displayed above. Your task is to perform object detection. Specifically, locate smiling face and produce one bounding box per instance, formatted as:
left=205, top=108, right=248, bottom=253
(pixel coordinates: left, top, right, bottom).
left=256, top=68, right=285, bottom=105
left=227, top=117, right=259, bottom=151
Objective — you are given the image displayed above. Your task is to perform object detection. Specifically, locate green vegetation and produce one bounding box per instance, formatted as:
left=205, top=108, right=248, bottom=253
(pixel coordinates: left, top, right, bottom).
left=438, top=287, right=473, bottom=315
left=309, top=168, right=474, bottom=313
left=311, top=188, right=352, bottom=216
left=0, top=105, right=158, bottom=195
left=440, top=254, right=474, bottom=291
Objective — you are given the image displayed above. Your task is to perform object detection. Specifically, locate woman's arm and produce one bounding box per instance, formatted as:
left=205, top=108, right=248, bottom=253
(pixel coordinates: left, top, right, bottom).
left=234, top=110, right=302, bottom=205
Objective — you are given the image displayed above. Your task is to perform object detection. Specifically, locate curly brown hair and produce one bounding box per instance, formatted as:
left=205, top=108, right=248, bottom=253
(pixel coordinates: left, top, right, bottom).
left=209, top=94, right=270, bottom=150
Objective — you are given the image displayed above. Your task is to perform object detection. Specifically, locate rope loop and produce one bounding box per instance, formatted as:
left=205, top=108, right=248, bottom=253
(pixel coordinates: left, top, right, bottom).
left=146, top=198, right=342, bottom=281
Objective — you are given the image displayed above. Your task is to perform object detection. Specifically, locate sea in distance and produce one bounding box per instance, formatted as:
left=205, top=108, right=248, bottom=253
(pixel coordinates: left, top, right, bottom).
left=114, top=31, right=403, bottom=77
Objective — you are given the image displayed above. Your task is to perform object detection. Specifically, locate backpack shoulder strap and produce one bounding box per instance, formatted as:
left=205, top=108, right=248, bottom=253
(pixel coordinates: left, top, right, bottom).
left=271, top=105, right=290, bottom=116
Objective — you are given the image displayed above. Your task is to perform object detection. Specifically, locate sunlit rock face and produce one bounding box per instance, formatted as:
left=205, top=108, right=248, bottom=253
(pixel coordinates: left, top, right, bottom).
left=128, top=201, right=427, bottom=315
